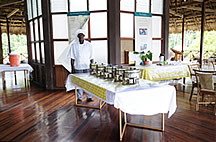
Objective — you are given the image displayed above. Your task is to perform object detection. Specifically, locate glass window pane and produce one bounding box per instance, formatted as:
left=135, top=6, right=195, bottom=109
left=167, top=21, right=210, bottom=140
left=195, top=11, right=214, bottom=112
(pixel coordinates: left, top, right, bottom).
left=120, top=13, right=133, bottom=38
left=90, top=12, right=107, bottom=38
left=152, top=40, right=161, bottom=61
left=30, top=21, right=34, bottom=41
left=91, top=40, right=107, bottom=64
left=31, top=43, right=35, bottom=61
left=120, top=0, right=135, bottom=12
left=152, top=16, right=162, bottom=38
left=39, top=17, right=43, bottom=40
left=54, top=41, right=69, bottom=65
left=52, top=15, right=68, bottom=39
left=41, top=42, right=45, bottom=63
left=70, top=0, right=87, bottom=12
left=136, top=0, right=149, bottom=13
left=89, top=0, right=107, bottom=11
left=51, top=0, right=68, bottom=12
left=151, top=0, right=163, bottom=14
left=36, top=43, right=40, bottom=62
left=32, top=0, right=37, bottom=18
left=38, top=0, right=42, bottom=16
left=27, top=0, right=32, bottom=20
left=34, top=20, right=39, bottom=41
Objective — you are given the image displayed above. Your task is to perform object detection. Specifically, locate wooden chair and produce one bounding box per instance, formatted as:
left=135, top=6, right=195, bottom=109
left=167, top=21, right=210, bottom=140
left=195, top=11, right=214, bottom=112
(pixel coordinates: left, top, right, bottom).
left=194, top=69, right=216, bottom=115
left=188, top=64, right=200, bottom=101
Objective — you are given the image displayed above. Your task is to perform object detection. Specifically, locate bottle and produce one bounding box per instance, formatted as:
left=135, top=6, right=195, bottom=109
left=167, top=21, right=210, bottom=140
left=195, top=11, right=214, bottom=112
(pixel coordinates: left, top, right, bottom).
left=159, top=53, right=164, bottom=64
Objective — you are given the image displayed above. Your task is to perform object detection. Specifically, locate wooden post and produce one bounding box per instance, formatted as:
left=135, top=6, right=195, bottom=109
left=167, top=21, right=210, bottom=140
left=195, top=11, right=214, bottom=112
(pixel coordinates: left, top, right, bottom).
left=163, top=0, right=170, bottom=60
left=6, top=18, right=11, bottom=53
left=182, top=16, right=184, bottom=61
left=200, top=0, right=206, bottom=67
left=0, top=26, right=3, bottom=64
left=24, top=0, right=31, bottom=65
left=42, top=0, right=55, bottom=89
left=107, top=0, right=120, bottom=65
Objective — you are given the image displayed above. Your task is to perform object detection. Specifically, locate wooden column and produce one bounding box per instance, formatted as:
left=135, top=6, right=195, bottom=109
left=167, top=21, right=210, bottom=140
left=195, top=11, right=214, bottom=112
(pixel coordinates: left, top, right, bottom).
left=199, top=0, right=206, bottom=67
left=0, top=26, right=3, bottom=64
left=181, top=16, right=184, bottom=61
left=24, top=0, right=31, bottom=65
left=6, top=18, right=11, bottom=53
left=107, top=0, right=120, bottom=65
left=163, top=0, right=170, bottom=60
left=42, top=0, right=54, bottom=89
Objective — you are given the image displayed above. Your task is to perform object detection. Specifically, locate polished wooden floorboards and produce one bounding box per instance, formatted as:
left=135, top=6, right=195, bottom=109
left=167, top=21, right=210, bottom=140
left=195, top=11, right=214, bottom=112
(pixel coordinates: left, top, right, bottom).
left=0, top=73, right=215, bottom=142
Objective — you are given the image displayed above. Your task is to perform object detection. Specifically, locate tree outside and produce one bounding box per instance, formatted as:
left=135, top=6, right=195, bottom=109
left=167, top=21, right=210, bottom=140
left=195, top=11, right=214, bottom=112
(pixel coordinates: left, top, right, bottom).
left=2, top=33, right=28, bottom=63
left=169, top=30, right=216, bottom=61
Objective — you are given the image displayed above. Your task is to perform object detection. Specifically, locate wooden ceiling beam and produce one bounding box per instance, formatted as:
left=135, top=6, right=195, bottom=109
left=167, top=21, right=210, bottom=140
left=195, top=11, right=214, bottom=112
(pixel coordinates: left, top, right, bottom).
left=170, top=9, right=183, bottom=18
left=181, top=5, right=216, bottom=13
left=170, top=1, right=199, bottom=9
left=191, top=0, right=203, bottom=2
left=0, top=0, right=24, bottom=8
left=7, top=8, right=19, bottom=18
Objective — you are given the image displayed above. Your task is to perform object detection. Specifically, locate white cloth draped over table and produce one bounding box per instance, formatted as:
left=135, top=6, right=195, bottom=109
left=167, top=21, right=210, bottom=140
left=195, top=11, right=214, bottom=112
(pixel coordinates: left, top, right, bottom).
left=0, top=64, right=33, bottom=72
left=65, top=73, right=177, bottom=118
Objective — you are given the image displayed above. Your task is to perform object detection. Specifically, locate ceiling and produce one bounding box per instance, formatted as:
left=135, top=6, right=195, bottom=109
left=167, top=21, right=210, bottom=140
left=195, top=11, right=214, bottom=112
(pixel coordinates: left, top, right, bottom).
left=0, top=0, right=26, bottom=35
left=169, top=0, right=216, bottom=33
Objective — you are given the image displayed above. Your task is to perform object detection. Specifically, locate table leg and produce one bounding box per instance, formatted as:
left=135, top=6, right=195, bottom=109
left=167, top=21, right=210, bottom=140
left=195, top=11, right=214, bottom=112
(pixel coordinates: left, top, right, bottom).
left=24, top=70, right=27, bottom=88
left=2, top=72, right=6, bottom=89
left=183, top=77, right=186, bottom=92
left=26, top=71, right=30, bottom=88
left=14, top=71, right=17, bottom=85
left=75, top=87, right=77, bottom=105
left=119, top=109, right=127, bottom=141
left=162, top=113, right=165, bottom=131
left=119, top=111, right=165, bottom=141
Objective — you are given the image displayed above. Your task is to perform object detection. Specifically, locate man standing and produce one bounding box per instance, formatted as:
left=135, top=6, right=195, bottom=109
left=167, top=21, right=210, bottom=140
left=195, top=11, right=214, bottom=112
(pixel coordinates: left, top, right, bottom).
left=68, top=29, right=94, bottom=104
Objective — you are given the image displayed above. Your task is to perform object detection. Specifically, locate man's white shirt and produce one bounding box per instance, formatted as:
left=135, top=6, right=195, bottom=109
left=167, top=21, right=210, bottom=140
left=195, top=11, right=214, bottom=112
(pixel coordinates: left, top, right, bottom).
left=68, top=40, right=94, bottom=70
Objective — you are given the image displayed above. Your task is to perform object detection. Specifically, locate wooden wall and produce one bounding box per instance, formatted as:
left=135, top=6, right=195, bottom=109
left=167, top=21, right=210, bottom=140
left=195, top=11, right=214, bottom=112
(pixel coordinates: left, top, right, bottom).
left=55, top=65, right=69, bottom=88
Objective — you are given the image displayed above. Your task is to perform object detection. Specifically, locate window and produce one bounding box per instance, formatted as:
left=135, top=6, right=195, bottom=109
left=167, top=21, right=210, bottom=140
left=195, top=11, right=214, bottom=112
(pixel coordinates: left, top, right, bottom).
left=90, top=12, right=107, bottom=38
left=51, top=0, right=68, bottom=12
left=52, top=15, right=68, bottom=39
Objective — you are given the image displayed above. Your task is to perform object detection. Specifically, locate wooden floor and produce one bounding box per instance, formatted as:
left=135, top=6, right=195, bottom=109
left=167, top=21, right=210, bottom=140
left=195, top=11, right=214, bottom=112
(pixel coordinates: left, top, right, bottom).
left=0, top=73, right=216, bottom=142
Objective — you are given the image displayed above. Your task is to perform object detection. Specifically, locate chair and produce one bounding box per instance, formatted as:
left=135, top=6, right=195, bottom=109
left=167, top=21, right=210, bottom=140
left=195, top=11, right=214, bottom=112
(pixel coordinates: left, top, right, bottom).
left=188, top=64, right=200, bottom=101
left=194, top=69, right=216, bottom=115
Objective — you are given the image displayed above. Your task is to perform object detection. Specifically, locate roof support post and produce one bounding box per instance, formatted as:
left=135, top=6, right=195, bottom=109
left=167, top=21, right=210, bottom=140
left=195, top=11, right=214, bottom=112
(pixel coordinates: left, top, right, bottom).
left=0, top=26, right=3, bottom=64
left=6, top=18, right=11, bottom=53
left=107, top=0, right=120, bottom=65
left=199, top=0, right=206, bottom=67
left=163, top=0, right=170, bottom=60
left=181, top=15, right=184, bottom=61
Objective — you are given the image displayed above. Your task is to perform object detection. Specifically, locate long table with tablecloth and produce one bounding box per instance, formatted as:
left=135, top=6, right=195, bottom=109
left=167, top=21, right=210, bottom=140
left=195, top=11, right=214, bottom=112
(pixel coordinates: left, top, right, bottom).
left=137, top=64, right=190, bottom=81
left=66, top=73, right=177, bottom=140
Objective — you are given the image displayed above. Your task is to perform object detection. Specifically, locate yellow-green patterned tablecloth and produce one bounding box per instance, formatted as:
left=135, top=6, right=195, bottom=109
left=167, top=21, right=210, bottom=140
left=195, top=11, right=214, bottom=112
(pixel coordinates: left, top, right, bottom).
left=138, top=64, right=190, bottom=81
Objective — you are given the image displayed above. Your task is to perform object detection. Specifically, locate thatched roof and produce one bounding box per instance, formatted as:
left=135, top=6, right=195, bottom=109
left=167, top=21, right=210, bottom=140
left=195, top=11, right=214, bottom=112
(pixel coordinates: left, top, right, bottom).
left=169, top=0, right=216, bottom=33
left=0, top=0, right=26, bottom=35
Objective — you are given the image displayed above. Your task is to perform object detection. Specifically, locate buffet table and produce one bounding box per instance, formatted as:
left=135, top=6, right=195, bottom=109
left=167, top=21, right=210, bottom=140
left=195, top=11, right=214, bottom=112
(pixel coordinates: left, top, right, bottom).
left=0, top=64, right=33, bottom=89
left=137, top=64, right=190, bottom=81
left=66, top=73, right=177, bottom=141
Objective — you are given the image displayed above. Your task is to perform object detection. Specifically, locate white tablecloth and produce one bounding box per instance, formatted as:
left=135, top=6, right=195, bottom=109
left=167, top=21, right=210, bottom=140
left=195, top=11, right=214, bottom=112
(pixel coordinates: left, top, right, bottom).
left=0, top=64, right=33, bottom=72
left=65, top=74, right=177, bottom=118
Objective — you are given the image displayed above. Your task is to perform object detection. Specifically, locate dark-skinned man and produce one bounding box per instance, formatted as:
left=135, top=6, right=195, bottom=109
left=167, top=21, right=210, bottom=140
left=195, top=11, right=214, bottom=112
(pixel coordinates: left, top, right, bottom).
left=68, top=29, right=94, bottom=104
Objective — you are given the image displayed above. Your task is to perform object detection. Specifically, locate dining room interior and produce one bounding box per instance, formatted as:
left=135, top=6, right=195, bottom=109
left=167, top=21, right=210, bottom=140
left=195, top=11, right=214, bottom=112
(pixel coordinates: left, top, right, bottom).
left=0, top=0, right=216, bottom=141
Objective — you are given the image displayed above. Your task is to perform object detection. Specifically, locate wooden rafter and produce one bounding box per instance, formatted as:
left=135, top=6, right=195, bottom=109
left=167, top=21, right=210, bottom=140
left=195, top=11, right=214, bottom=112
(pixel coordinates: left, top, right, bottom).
left=170, top=9, right=183, bottom=18
left=181, top=5, right=216, bottom=13
left=0, top=0, right=24, bottom=8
